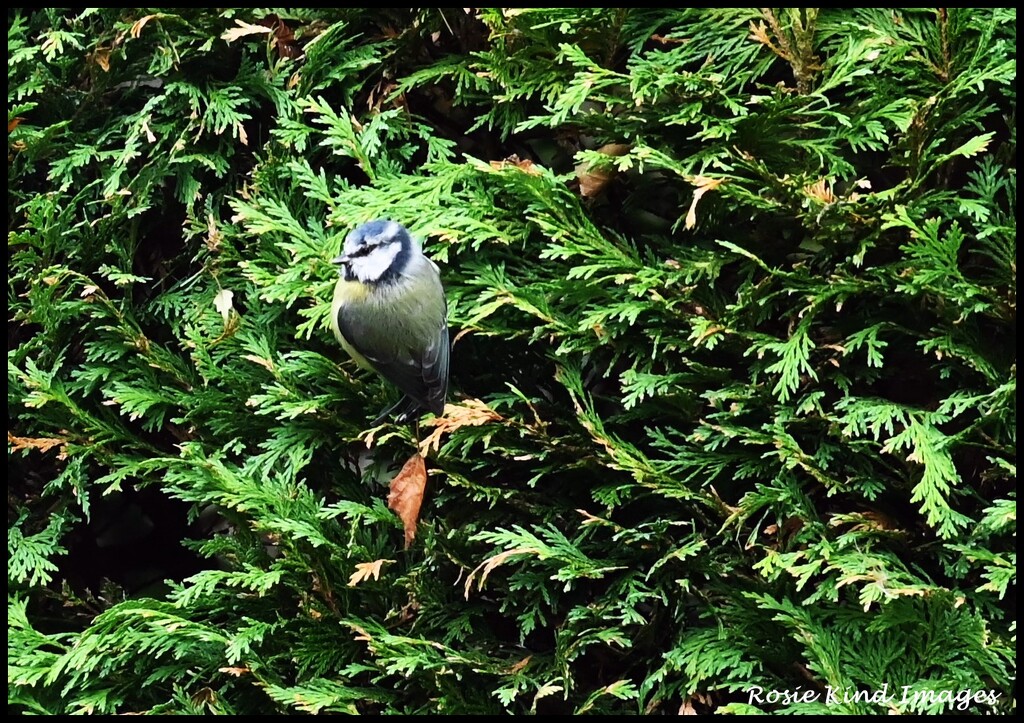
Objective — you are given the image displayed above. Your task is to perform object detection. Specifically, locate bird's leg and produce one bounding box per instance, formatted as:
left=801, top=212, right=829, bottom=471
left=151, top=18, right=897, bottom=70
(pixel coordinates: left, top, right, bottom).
left=372, top=395, right=421, bottom=426
left=392, top=397, right=424, bottom=425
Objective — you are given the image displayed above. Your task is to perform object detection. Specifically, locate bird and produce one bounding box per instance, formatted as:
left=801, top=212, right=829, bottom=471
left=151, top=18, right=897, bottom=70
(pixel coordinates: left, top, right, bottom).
left=330, top=219, right=449, bottom=424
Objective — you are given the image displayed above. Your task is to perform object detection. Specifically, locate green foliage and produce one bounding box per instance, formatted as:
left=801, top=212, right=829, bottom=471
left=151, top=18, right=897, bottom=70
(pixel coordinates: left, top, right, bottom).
left=8, top=7, right=1015, bottom=715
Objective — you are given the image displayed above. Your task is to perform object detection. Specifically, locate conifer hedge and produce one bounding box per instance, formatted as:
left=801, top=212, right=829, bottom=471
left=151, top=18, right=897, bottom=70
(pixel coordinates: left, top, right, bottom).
left=9, top=8, right=1016, bottom=714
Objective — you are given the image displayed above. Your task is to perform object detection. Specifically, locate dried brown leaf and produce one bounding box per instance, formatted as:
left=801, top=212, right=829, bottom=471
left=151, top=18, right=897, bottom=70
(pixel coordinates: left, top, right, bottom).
left=140, top=118, right=156, bottom=143
left=388, top=454, right=428, bottom=548
left=348, top=622, right=372, bottom=643
left=577, top=165, right=615, bottom=198
left=508, top=655, right=532, bottom=674
left=650, top=34, right=687, bottom=45
left=213, top=288, right=234, bottom=324
left=829, top=510, right=901, bottom=533
left=677, top=692, right=713, bottom=715
left=577, top=508, right=609, bottom=526
left=348, top=559, right=395, bottom=586
left=8, top=431, right=67, bottom=455
left=130, top=15, right=159, bottom=39
left=748, top=19, right=774, bottom=49
left=242, top=354, right=275, bottom=372
left=90, top=47, right=111, bottom=72
left=780, top=516, right=804, bottom=544
left=259, top=15, right=302, bottom=59
left=419, top=399, right=502, bottom=456
left=205, top=212, right=222, bottom=251
left=451, top=327, right=474, bottom=346
left=218, top=666, right=250, bottom=677
left=693, top=324, right=724, bottom=345
left=596, top=142, right=631, bottom=157
left=575, top=143, right=631, bottom=198
left=464, top=547, right=534, bottom=599
left=191, top=687, right=216, bottom=706
left=685, top=176, right=723, bottom=230
left=804, top=178, right=836, bottom=204
left=708, top=485, right=742, bottom=517
left=221, top=20, right=274, bottom=44
left=488, top=154, right=541, bottom=175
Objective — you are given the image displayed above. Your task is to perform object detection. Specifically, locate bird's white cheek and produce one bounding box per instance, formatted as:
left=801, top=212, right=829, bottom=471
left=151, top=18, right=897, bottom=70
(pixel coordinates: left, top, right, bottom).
left=351, top=243, right=401, bottom=282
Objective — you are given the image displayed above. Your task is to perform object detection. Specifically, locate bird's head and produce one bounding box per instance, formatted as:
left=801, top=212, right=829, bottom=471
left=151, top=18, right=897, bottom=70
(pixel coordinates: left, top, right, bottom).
left=332, top=219, right=412, bottom=285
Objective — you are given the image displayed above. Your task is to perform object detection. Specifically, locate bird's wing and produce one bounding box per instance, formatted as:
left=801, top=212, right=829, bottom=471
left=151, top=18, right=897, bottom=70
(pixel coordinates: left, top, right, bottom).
left=420, top=258, right=450, bottom=415
left=336, top=301, right=449, bottom=416
left=420, top=316, right=449, bottom=415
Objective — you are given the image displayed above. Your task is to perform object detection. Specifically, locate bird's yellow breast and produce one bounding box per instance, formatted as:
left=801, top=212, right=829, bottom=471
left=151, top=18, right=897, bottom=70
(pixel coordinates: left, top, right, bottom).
left=333, top=278, right=371, bottom=304
left=331, top=279, right=374, bottom=370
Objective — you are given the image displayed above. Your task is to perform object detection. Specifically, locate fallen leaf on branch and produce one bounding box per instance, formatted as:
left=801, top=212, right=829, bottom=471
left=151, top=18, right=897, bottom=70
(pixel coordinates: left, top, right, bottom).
left=576, top=143, right=631, bottom=198
left=388, top=454, right=427, bottom=548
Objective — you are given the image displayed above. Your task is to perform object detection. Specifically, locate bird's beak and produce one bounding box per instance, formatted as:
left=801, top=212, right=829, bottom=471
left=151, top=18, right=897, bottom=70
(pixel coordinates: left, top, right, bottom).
left=331, top=253, right=349, bottom=266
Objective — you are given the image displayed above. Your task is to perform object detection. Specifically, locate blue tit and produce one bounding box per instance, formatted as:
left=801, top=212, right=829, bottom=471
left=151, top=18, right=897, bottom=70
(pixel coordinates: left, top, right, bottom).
left=330, top=219, right=449, bottom=424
